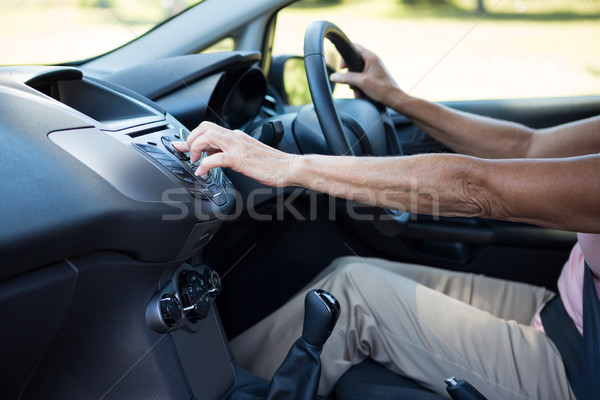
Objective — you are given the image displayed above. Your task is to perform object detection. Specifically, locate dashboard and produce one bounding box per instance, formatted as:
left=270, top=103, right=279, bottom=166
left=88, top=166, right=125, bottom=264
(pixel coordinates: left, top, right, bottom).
left=0, top=51, right=270, bottom=399
left=0, top=52, right=269, bottom=280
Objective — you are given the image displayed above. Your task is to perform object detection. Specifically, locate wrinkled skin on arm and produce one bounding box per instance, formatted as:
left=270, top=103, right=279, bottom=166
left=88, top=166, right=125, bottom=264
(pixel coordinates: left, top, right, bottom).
left=172, top=45, right=600, bottom=234
left=173, top=122, right=600, bottom=233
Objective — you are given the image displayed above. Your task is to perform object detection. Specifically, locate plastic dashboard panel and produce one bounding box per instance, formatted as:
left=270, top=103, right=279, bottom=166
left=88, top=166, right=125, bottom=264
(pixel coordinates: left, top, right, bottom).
left=104, top=51, right=262, bottom=101
left=0, top=65, right=234, bottom=279
left=103, top=52, right=267, bottom=131
left=0, top=64, right=240, bottom=400
left=16, top=252, right=235, bottom=400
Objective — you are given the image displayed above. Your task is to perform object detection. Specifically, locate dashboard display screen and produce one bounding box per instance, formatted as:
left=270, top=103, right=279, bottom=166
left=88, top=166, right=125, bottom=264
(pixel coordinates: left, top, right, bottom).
left=29, top=78, right=158, bottom=128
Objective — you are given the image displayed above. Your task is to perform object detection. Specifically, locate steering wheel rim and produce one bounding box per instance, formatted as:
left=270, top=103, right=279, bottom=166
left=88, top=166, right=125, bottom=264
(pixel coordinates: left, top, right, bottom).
left=304, top=21, right=411, bottom=225
left=304, top=21, right=377, bottom=156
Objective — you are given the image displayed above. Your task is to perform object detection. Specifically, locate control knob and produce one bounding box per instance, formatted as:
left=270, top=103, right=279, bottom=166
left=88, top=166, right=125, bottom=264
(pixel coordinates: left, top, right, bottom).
left=160, top=294, right=183, bottom=327
left=205, top=268, right=222, bottom=297
left=178, top=270, right=210, bottom=322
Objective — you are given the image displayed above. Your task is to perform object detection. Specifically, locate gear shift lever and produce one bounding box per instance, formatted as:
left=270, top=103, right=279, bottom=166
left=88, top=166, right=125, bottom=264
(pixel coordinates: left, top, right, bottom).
left=266, top=289, right=341, bottom=400
left=302, top=289, right=341, bottom=347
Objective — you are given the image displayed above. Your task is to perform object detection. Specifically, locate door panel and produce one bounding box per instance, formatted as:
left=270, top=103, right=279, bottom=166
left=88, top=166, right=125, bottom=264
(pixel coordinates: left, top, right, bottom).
left=396, top=216, right=576, bottom=263
left=380, top=96, right=593, bottom=287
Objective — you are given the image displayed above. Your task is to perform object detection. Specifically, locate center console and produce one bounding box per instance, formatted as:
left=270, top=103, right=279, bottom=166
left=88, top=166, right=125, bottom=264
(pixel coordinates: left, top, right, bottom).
left=0, top=64, right=337, bottom=400
left=22, top=67, right=235, bottom=212
left=0, top=65, right=238, bottom=399
left=147, top=263, right=236, bottom=399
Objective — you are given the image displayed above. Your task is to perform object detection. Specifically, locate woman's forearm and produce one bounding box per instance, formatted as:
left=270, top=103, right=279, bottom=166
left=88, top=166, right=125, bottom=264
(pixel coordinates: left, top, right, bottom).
left=291, top=153, right=490, bottom=217
left=289, top=153, right=600, bottom=233
left=390, top=95, right=600, bottom=160
left=390, top=94, right=534, bottom=159
left=180, top=122, right=600, bottom=233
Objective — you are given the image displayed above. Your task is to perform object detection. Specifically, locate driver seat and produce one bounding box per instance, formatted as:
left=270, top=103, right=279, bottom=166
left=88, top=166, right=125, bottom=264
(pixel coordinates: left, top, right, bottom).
left=335, top=359, right=446, bottom=400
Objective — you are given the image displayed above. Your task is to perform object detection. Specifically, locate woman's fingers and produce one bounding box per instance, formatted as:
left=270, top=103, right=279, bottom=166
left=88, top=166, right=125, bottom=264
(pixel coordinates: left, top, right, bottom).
left=171, top=141, right=189, bottom=152
left=196, top=152, right=230, bottom=176
left=186, top=120, right=217, bottom=145
left=179, top=121, right=296, bottom=187
left=330, top=71, right=364, bottom=87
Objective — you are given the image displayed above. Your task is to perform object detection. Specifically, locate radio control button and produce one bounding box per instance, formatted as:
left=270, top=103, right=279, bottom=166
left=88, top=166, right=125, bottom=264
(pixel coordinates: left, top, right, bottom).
left=162, top=136, right=188, bottom=160
left=159, top=160, right=181, bottom=169
left=134, top=143, right=162, bottom=153
left=149, top=152, right=172, bottom=161
left=167, top=166, right=187, bottom=176
left=212, top=194, right=227, bottom=206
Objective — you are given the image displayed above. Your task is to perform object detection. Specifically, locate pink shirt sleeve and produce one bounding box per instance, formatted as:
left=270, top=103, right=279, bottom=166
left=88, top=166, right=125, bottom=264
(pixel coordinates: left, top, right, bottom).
left=535, top=234, right=600, bottom=335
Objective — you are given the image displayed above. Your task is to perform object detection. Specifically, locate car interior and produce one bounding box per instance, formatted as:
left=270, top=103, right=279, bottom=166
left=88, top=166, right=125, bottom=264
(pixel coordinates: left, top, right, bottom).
left=1, top=0, right=598, bottom=399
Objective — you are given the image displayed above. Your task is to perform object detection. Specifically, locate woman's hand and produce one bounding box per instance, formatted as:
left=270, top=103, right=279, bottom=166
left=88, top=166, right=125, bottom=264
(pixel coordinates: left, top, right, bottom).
left=330, top=44, right=407, bottom=108
left=172, top=121, right=298, bottom=187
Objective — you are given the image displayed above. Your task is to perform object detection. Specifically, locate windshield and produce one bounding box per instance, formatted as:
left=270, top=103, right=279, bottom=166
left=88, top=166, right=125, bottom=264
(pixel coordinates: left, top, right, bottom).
left=274, top=0, right=600, bottom=101
left=0, top=0, right=200, bottom=65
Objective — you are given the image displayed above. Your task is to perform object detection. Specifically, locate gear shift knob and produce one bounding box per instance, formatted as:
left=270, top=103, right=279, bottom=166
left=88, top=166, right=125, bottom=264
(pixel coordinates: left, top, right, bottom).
left=302, top=289, right=341, bottom=347
left=265, top=289, right=341, bottom=400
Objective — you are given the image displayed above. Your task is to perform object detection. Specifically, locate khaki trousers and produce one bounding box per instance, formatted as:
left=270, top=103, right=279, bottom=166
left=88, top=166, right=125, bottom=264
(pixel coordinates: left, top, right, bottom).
left=230, top=256, right=574, bottom=400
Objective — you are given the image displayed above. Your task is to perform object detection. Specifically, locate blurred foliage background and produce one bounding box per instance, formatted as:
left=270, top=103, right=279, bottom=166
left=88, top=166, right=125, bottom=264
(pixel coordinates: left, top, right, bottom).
left=0, top=0, right=199, bottom=65
left=274, top=0, right=600, bottom=100
left=0, top=0, right=599, bottom=100
left=295, top=0, right=600, bottom=14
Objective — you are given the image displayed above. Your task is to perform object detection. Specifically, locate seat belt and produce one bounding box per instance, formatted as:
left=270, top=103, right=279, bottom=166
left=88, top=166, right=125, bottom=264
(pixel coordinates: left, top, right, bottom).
left=540, top=295, right=584, bottom=397
left=541, top=263, right=600, bottom=400
left=582, top=263, right=600, bottom=400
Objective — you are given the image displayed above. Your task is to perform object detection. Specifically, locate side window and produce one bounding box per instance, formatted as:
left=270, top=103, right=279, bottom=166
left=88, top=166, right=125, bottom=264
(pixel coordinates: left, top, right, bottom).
left=273, top=0, right=600, bottom=101
left=283, top=58, right=313, bottom=106
left=201, top=37, right=235, bottom=53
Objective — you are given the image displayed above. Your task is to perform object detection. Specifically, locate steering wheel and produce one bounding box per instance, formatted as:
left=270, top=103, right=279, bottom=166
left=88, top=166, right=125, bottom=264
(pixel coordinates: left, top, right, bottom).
left=304, top=21, right=410, bottom=225
left=303, top=21, right=386, bottom=156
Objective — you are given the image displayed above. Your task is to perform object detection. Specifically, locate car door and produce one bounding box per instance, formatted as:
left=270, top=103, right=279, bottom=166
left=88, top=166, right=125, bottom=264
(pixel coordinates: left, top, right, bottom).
left=380, top=96, right=600, bottom=289
left=208, top=1, right=600, bottom=338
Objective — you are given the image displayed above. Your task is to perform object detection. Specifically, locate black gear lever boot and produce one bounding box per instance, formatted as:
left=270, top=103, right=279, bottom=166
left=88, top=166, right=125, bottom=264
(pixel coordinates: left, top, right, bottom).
left=266, top=289, right=341, bottom=400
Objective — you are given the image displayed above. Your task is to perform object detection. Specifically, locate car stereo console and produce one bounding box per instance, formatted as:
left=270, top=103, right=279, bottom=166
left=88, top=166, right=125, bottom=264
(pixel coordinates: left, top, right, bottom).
left=3, top=65, right=235, bottom=219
